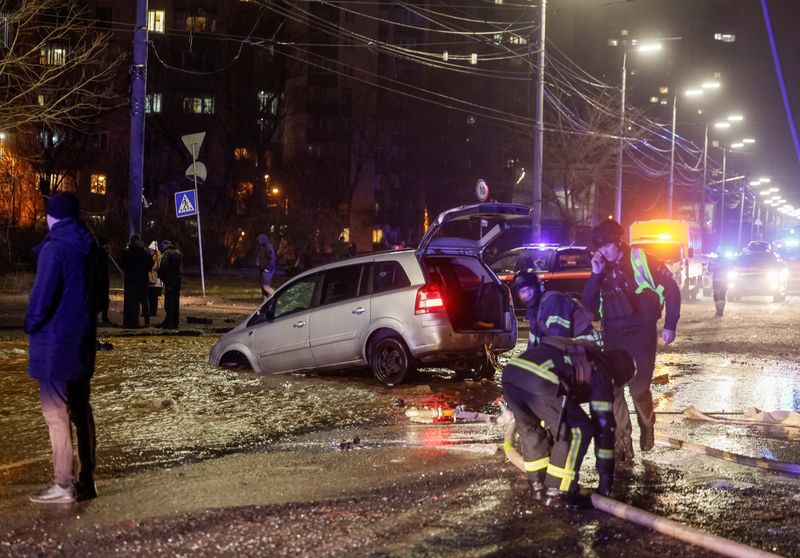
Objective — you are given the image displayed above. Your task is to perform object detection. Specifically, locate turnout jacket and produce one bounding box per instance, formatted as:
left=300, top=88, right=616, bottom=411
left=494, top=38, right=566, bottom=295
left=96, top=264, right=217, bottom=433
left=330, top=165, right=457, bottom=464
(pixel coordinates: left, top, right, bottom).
left=582, top=246, right=680, bottom=332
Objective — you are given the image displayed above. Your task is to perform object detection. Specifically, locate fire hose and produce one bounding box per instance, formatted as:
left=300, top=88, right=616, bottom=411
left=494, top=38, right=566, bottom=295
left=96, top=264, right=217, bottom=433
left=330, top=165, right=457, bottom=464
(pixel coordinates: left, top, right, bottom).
left=503, top=421, right=783, bottom=558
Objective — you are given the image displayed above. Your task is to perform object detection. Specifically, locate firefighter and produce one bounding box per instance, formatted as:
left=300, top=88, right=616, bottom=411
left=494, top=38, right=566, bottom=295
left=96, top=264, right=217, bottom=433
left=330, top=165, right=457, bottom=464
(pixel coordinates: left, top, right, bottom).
left=582, top=218, right=681, bottom=463
left=502, top=291, right=634, bottom=505
left=511, top=269, right=543, bottom=349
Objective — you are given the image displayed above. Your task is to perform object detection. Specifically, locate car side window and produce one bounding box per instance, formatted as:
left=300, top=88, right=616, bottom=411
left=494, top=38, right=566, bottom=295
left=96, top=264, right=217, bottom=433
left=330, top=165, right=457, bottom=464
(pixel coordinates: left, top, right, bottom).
left=320, top=264, right=364, bottom=305
left=373, top=261, right=411, bottom=294
left=273, top=275, right=317, bottom=319
left=492, top=255, right=518, bottom=275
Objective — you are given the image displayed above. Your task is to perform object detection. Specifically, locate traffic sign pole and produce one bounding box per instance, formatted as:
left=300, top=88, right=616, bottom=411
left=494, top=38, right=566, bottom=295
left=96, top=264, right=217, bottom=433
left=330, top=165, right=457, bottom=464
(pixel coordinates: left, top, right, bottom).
left=191, top=141, right=206, bottom=297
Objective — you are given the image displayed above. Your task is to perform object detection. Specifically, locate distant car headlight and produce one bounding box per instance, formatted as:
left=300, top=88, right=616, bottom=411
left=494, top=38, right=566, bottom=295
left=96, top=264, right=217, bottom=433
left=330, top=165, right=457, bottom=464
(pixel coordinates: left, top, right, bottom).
left=727, top=270, right=738, bottom=281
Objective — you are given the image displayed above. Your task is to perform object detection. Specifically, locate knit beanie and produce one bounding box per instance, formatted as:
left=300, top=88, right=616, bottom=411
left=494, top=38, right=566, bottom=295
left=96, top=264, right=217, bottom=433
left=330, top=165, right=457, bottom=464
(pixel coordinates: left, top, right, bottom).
left=45, top=192, right=80, bottom=219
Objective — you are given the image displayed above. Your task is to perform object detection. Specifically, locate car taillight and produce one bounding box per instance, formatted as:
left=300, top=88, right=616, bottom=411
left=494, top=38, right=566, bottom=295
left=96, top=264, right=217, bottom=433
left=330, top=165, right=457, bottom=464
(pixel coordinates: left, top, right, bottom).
left=415, top=283, right=446, bottom=314
left=497, top=273, right=515, bottom=282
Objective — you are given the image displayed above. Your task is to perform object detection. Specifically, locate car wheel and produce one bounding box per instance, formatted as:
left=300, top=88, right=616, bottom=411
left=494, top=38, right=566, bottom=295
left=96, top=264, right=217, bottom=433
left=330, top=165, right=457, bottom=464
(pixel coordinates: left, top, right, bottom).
left=219, top=351, right=251, bottom=370
left=370, top=333, right=415, bottom=386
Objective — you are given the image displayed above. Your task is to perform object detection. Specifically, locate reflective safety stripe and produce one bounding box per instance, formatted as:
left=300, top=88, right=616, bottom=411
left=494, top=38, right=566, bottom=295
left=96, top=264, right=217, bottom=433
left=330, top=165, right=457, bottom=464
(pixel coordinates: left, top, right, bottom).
left=528, top=331, right=540, bottom=346
left=596, top=448, right=615, bottom=460
left=574, top=330, right=603, bottom=348
left=549, top=427, right=582, bottom=492
left=590, top=400, right=613, bottom=412
left=563, top=355, right=572, bottom=366
left=546, top=463, right=576, bottom=492
left=508, top=357, right=558, bottom=384
left=503, top=440, right=515, bottom=453
left=524, top=457, right=550, bottom=472
left=545, top=315, right=571, bottom=329
left=631, top=248, right=665, bottom=305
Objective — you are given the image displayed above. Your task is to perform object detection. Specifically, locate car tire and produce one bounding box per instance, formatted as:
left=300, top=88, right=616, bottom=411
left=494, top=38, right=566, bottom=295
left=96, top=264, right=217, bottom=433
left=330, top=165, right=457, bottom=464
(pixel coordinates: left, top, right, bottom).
left=369, top=332, right=415, bottom=386
left=219, top=351, right=251, bottom=370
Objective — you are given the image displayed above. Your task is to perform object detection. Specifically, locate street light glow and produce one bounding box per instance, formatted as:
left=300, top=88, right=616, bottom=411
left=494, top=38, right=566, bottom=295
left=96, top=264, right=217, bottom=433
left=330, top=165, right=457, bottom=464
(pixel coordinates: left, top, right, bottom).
left=760, top=177, right=772, bottom=183
left=750, top=180, right=762, bottom=186
left=727, top=114, right=744, bottom=122
left=769, top=187, right=779, bottom=192
left=731, top=142, right=744, bottom=149
left=743, top=138, right=756, bottom=144
left=685, top=89, right=704, bottom=97
left=636, top=43, right=663, bottom=53
left=760, top=191, right=771, bottom=196
left=714, top=122, right=731, bottom=129
left=701, top=81, right=721, bottom=89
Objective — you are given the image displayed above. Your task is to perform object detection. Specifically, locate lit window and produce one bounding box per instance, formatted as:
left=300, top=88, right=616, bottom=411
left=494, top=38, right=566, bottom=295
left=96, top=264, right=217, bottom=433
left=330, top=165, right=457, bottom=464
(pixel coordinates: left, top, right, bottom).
left=659, top=86, right=669, bottom=94
left=470, top=53, right=478, bottom=65
left=145, top=93, right=162, bottom=113
left=90, top=174, right=107, bottom=195
left=38, top=95, right=45, bottom=106
left=649, top=96, right=659, bottom=103
left=372, top=229, right=384, bottom=244
left=185, top=15, right=215, bottom=32
left=340, top=228, right=350, bottom=242
left=40, top=44, right=67, bottom=65
left=494, top=0, right=503, bottom=4
left=234, top=147, right=250, bottom=160
left=182, top=95, right=215, bottom=114
left=147, top=10, right=165, bottom=33
left=714, top=33, right=736, bottom=43
left=508, top=35, right=527, bottom=45
left=88, top=215, right=105, bottom=227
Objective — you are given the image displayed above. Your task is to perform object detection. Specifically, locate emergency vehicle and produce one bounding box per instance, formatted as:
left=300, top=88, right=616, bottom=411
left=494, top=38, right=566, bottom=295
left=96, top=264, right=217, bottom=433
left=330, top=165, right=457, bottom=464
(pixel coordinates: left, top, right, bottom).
left=629, top=220, right=703, bottom=300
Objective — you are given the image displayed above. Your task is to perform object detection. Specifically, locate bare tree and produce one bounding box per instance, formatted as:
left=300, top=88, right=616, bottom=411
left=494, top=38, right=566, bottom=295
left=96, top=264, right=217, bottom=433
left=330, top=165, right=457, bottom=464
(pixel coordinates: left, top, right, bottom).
left=0, top=0, right=121, bottom=133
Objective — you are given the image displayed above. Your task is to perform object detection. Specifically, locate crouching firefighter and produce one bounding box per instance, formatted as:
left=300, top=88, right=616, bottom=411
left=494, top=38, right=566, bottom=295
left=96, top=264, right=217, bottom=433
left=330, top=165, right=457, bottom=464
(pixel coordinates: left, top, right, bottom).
left=501, top=292, right=635, bottom=504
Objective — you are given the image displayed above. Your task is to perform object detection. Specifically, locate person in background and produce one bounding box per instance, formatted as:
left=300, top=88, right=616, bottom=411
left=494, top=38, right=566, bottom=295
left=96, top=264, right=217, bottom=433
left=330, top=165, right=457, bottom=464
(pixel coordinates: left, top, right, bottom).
left=158, top=240, right=183, bottom=329
left=511, top=269, right=543, bottom=349
left=147, top=241, right=163, bottom=319
left=26, top=192, right=98, bottom=503
left=122, top=234, right=152, bottom=328
left=96, top=237, right=112, bottom=326
left=708, top=251, right=732, bottom=317
left=256, top=233, right=277, bottom=298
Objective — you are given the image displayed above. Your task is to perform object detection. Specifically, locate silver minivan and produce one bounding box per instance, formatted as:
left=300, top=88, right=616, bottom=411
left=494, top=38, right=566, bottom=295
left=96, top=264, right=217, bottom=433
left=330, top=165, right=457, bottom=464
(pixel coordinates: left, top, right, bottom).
left=209, top=203, right=530, bottom=385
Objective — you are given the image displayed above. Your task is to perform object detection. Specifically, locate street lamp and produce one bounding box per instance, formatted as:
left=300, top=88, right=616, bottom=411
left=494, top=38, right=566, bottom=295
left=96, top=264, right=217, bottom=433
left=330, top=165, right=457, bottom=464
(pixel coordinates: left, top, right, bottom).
left=701, top=113, right=744, bottom=233
left=668, top=83, right=720, bottom=218
left=615, top=41, right=663, bottom=222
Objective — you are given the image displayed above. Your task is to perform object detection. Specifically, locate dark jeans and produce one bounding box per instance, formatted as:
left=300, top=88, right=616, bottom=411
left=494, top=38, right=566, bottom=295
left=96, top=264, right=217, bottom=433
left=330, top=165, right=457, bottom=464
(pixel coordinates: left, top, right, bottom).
left=148, top=286, right=162, bottom=317
left=603, top=323, right=657, bottom=445
left=163, top=282, right=181, bottom=328
left=123, top=284, right=149, bottom=326
left=39, top=378, right=96, bottom=486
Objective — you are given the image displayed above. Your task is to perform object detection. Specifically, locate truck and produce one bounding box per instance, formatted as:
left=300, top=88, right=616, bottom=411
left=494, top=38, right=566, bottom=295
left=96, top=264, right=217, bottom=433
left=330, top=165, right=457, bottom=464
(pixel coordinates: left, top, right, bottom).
left=628, top=220, right=703, bottom=300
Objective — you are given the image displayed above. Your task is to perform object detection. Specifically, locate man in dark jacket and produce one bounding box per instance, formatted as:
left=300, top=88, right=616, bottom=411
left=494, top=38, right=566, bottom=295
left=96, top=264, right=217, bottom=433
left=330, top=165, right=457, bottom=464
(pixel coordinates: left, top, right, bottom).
left=159, top=240, right=183, bottom=329
left=122, top=234, right=152, bottom=327
left=582, top=219, right=681, bottom=462
left=25, top=192, right=98, bottom=503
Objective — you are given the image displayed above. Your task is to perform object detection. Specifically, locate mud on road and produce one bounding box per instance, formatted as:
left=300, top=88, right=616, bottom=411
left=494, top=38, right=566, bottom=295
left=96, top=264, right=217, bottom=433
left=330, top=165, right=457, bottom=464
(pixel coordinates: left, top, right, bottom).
left=1, top=289, right=799, bottom=556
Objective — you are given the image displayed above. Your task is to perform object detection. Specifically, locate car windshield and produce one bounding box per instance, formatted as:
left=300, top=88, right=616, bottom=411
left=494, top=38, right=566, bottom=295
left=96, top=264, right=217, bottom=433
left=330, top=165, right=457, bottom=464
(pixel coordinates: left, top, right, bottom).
left=632, top=242, right=681, bottom=263
left=736, top=252, right=778, bottom=268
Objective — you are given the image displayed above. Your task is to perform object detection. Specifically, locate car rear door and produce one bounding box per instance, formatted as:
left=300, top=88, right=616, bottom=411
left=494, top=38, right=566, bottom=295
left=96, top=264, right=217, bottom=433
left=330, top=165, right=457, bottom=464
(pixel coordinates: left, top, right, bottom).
left=309, top=263, right=371, bottom=366
left=253, top=274, right=318, bottom=373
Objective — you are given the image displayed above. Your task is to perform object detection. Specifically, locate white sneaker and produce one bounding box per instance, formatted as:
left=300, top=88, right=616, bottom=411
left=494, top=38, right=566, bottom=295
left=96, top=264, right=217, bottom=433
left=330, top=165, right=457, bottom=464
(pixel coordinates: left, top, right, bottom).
left=30, top=483, right=75, bottom=504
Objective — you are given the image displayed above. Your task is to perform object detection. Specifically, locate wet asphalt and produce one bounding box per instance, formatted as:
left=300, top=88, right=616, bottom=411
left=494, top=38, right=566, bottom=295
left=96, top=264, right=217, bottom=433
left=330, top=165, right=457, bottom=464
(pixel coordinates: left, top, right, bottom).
left=0, top=288, right=799, bottom=556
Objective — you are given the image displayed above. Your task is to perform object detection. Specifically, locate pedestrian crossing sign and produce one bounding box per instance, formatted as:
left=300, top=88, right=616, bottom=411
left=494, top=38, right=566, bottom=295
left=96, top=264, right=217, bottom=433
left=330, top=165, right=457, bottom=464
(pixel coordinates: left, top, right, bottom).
left=175, top=189, right=197, bottom=218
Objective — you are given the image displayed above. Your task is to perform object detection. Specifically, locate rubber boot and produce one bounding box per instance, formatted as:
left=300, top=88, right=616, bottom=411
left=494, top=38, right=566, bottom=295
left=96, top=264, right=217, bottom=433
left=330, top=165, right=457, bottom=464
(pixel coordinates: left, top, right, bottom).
left=597, top=469, right=614, bottom=496
left=615, top=436, right=634, bottom=465
left=634, top=391, right=656, bottom=452
left=714, top=300, right=725, bottom=317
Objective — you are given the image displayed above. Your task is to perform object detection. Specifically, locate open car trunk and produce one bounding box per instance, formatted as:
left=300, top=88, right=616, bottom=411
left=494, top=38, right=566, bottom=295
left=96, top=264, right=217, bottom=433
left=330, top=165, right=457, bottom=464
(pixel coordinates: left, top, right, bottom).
left=422, top=255, right=510, bottom=333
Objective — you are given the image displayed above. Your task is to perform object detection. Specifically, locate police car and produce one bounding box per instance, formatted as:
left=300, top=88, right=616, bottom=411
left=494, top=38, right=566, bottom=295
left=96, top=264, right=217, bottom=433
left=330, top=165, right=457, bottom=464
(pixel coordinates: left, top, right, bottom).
left=489, top=244, right=593, bottom=313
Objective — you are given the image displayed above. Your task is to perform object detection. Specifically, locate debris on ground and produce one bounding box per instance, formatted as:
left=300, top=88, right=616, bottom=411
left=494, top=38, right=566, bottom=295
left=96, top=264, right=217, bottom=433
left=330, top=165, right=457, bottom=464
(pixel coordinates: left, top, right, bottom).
left=330, top=436, right=364, bottom=451
left=96, top=339, right=114, bottom=351
left=652, top=373, right=669, bottom=385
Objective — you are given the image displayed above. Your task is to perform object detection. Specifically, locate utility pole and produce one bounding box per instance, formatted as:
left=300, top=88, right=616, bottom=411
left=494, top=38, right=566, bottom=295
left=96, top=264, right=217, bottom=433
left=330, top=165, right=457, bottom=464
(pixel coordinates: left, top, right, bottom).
left=614, top=50, right=627, bottom=223
left=667, top=94, right=677, bottom=219
left=700, top=124, right=708, bottom=229
left=128, top=0, right=148, bottom=237
left=720, top=147, right=727, bottom=242
left=737, top=187, right=746, bottom=248
left=532, top=0, right=545, bottom=242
